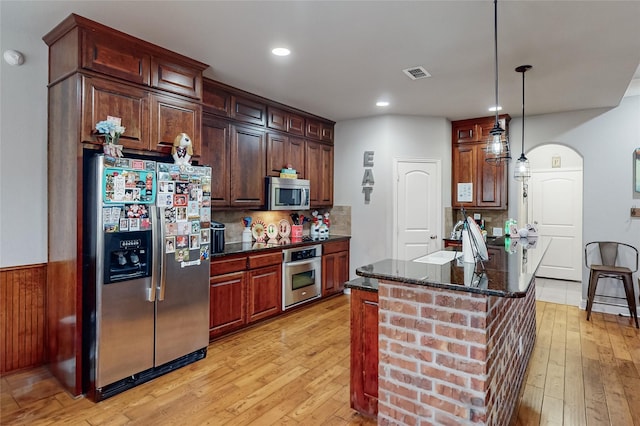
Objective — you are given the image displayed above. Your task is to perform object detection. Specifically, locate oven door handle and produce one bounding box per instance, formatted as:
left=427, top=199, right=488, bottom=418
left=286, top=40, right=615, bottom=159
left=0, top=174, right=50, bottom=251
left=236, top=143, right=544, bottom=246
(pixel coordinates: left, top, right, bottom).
left=284, top=258, right=320, bottom=268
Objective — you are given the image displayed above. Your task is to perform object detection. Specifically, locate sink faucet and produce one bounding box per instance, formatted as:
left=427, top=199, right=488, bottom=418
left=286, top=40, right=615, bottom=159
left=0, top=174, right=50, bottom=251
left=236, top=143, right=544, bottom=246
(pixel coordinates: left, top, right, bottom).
left=451, top=220, right=465, bottom=239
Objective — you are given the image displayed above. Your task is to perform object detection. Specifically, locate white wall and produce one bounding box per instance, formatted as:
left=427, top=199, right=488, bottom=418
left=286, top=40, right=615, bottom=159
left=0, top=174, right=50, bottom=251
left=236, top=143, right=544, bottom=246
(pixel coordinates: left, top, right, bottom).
left=334, top=115, right=451, bottom=279
left=507, top=95, right=640, bottom=300
left=0, top=14, right=49, bottom=267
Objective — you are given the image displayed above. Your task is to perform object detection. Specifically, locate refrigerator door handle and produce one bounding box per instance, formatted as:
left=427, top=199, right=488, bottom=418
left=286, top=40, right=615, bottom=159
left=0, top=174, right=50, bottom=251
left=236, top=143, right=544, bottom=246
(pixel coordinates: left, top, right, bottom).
left=157, top=206, right=167, bottom=302
left=149, top=206, right=160, bottom=302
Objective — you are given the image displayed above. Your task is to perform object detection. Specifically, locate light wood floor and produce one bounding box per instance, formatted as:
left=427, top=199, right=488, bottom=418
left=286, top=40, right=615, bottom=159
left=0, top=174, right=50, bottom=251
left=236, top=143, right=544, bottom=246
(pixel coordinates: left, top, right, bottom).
left=1, top=295, right=639, bottom=425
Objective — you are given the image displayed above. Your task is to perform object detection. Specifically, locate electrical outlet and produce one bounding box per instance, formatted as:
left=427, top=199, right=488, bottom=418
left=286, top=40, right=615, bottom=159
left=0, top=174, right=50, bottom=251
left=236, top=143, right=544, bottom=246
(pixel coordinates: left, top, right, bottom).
left=632, top=207, right=640, bottom=218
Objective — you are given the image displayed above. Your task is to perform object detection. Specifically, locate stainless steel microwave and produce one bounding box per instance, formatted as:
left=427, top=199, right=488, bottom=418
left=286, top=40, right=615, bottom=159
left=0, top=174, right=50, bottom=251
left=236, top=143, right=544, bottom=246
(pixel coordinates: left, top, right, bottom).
left=266, top=177, right=310, bottom=211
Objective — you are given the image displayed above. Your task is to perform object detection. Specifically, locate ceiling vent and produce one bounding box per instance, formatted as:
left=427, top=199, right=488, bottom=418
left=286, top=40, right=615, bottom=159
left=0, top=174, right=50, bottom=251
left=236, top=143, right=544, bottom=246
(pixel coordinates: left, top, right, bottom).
left=403, top=66, right=431, bottom=80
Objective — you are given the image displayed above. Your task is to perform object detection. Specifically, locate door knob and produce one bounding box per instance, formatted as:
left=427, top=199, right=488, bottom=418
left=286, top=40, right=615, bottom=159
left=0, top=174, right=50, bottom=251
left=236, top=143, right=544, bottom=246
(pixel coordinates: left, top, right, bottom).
left=430, top=235, right=437, bottom=239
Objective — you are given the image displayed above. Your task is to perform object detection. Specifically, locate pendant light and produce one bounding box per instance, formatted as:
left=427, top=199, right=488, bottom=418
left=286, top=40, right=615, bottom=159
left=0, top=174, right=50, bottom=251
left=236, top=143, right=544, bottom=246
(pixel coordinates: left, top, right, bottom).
left=514, top=65, right=532, bottom=182
left=485, top=0, right=511, bottom=164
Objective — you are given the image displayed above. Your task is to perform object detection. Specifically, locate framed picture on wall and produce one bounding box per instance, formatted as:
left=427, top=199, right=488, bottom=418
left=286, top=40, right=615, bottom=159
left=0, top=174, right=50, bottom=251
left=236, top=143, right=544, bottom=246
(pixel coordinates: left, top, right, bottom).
left=635, top=148, right=640, bottom=198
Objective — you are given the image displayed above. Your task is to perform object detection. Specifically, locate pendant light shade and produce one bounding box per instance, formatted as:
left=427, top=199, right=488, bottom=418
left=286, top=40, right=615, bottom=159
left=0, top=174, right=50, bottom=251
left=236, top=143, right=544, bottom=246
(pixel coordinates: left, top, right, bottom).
left=485, top=0, right=511, bottom=164
left=514, top=65, right=532, bottom=182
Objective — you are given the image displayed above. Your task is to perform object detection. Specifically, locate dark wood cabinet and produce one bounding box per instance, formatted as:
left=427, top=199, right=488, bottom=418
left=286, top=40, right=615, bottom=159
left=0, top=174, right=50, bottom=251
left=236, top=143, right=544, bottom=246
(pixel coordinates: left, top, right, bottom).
left=266, top=134, right=306, bottom=178
left=306, top=141, right=334, bottom=207
left=350, top=288, right=379, bottom=417
left=247, top=264, right=282, bottom=323
left=202, top=80, right=231, bottom=117
left=201, top=115, right=231, bottom=205
left=81, top=76, right=150, bottom=150
left=305, top=119, right=322, bottom=140
left=81, top=29, right=150, bottom=85
left=231, top=95, right=266, bottom=126
left=202, top=118, right=266, bottom=209
left=151, top=56, right=202, bottom=99
left=230, top=124, right=266, bottom=207
left=451, top=115, right=509, bottom=209
left=322, top=240, right=350, bottom=297
left=150, top=93, right=202, bottom=157
left=209, top=271, right=246, bottom=339
left=267, top=106, right=305, bottom=136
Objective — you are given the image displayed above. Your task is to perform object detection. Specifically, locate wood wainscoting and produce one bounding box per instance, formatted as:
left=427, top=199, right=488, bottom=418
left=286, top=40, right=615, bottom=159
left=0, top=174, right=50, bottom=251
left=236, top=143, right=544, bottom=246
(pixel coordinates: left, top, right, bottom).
left=0, top=264, right=47, bottom=374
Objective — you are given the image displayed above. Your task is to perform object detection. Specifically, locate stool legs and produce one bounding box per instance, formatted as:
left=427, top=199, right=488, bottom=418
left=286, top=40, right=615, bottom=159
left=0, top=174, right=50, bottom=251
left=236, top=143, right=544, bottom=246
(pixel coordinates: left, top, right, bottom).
left=621, top=273, right=639, bottom=328
left=586, top=270, right=639, bottom=329
left=586, top=270, right=598, bottom=321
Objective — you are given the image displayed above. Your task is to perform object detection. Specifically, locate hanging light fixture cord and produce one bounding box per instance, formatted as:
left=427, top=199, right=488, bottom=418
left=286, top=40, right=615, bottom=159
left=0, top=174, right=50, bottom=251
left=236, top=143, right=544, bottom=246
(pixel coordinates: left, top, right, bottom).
left=493, top=0, right=500, bottom=129
left=516, top=65, right=532, bottom=157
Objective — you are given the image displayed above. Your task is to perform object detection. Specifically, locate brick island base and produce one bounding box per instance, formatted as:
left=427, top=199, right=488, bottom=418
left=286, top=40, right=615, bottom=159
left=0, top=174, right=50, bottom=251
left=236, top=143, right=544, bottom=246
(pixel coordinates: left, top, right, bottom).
left=350, top=279, right=536, bottom=425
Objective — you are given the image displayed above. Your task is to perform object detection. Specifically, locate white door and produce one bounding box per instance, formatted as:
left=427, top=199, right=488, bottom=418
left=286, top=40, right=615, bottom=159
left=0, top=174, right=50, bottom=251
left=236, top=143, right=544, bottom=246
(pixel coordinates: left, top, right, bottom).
left=528, top=169, right=582, bottom=280
left=393, top=159, right=441, bottom=261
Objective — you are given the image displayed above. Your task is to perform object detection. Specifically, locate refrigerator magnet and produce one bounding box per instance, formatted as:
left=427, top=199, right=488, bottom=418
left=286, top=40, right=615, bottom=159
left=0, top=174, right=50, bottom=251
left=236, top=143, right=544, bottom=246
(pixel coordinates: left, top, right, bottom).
left=175, top=248, right=189, bottom=262
left=129, top=218, right=140, bottom=231
left=177, top=222, right=190, bottom=235
left=176, top=207, right=187, bottom=222
left=165, top=223, right=177, bottom=236
left=174, top=194, right=187, bottom=207
left=189, top=234, right=200, bottom=249
left=164, top=207, right=176, bottom=223
left=158, top=181, right=174, bottom=193
left=200, top=245, right=209, bottom=260
left=191, top=221, right=200, bottom=234
left=157, top=193, right=173, bottom=208
left=175, top=182, right=188, bottom=194
left=119, top=218, right=129, bottom=231
left=200, top=229, right=209, bottom=244
left=165, top=236, right=175, bottom=253
left=176, top=235, right=188, bottom=248
left=187, top=201, right=199, bottom=218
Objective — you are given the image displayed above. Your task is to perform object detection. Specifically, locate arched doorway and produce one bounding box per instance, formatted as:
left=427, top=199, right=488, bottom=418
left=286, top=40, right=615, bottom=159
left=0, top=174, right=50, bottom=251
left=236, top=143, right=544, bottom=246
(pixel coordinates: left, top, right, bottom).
left=522, top=144, right=583, bottom=282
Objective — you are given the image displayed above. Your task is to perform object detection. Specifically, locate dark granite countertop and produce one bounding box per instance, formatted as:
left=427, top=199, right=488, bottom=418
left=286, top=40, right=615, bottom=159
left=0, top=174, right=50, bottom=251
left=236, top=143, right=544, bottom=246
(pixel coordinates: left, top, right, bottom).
left=443, top=236, right=505, bottom=246
left=212, top=235, right=351, bottom=257
left=351, top=238, right=550, bottom=298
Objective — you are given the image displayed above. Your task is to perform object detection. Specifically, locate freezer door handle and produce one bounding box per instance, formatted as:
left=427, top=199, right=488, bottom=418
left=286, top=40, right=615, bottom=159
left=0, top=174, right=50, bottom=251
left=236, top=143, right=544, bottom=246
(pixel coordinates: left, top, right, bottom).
left=149, top=206, right=160, bottom=302
left=157, top=206, right=167, bottom=302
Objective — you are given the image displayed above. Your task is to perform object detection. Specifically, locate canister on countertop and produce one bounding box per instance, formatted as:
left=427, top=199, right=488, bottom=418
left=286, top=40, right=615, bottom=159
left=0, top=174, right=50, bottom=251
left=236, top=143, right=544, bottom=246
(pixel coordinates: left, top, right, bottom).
left=211, top=221, right=226, bottom=253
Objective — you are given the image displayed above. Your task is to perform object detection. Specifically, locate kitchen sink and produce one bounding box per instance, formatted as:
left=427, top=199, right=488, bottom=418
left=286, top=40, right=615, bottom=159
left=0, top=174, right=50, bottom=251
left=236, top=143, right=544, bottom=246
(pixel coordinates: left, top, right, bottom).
left=413, top=250, right=462, bottom=265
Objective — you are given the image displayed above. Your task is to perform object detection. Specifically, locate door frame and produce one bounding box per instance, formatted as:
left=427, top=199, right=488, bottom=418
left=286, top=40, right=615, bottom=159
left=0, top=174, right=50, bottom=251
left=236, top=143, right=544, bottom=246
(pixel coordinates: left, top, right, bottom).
left=519, top=144, right=585, bottom=286
left=392, top=158, right=442, bottom=260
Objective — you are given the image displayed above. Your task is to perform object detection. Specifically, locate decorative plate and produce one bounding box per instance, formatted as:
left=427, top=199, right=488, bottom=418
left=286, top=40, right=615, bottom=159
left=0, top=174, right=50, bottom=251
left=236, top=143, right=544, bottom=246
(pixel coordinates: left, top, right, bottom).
left=266, top=222, right=279, bottom=240
left=278, top=219, right=291, bottom=238
left=251, top=219, right=266, bottom=242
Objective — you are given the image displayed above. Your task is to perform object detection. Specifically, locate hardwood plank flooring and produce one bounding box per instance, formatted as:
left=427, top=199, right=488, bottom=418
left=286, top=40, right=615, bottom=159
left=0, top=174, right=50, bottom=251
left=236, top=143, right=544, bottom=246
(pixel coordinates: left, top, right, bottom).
left=1, top=296, right=639, bottom=425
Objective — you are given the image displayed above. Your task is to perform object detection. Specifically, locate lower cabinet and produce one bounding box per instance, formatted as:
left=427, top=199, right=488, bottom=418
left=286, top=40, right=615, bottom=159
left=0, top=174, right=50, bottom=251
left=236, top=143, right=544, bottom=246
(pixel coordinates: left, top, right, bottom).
left=247, top=264, right=282, bottom=323
left=209, top=271, right=246, bottom=338
left=350, top=288, right=379, bottom=417
left=322, top=239, right=350, bottom=297
left=209, top=239, right=350, bottom=340
left=209, top=251, right=282, bottom=339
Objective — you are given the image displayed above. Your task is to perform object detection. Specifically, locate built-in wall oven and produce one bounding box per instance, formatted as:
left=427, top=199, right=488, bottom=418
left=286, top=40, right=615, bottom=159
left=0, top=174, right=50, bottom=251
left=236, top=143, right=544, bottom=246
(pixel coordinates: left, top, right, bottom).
left=282, top=244, right=322, bottom=310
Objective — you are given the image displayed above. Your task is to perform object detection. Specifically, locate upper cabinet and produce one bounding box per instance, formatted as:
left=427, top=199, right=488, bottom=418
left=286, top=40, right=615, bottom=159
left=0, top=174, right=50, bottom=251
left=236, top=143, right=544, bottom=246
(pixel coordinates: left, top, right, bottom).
left=201, top=78, right=335, bottom=209
left=44, top=14, right=208, bottom=98
left=451, top=115, right=510, bottom=209
left=44, top=13, right=208, bottom=158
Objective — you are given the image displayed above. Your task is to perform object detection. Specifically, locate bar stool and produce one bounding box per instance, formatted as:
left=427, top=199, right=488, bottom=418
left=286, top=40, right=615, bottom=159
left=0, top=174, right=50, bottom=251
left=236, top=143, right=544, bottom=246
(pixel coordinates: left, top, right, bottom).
left=585, top=241, right=638, bottom=328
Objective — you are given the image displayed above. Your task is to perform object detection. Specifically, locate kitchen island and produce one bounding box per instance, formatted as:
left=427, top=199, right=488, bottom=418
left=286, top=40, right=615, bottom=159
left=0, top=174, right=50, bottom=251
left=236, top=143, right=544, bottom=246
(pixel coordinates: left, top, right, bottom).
left=348, top=239, right=549, bottom=425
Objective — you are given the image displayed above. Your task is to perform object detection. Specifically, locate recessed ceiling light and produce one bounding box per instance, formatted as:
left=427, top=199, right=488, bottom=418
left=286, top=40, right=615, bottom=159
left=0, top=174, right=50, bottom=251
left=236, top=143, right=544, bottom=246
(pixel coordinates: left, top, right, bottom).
left=272, top=47, right=290, bottom=56
left=489, top=106, right=502, bottom=112
left=376, top=101, right=390, bottom=107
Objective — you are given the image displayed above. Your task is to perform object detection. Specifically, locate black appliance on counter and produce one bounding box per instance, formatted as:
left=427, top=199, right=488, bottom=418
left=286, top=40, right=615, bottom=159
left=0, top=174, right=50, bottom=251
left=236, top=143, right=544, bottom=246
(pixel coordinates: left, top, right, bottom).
left=211, top=221, right=225, bottom=253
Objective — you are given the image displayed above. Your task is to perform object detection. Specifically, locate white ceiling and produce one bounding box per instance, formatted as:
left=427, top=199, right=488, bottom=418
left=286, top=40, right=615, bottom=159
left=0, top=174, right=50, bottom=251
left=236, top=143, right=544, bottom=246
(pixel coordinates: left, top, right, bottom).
left=3, top=1, right=640, bottom=122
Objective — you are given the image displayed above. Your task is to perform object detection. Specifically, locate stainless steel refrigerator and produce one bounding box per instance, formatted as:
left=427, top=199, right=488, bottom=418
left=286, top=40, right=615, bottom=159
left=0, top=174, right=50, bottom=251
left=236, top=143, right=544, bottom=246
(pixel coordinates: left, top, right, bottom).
left=85, top=154, right=211, bottom=400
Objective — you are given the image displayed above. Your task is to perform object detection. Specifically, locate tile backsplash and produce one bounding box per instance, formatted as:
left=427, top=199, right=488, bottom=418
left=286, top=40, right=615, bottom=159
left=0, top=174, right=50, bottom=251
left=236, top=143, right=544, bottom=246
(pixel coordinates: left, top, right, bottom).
left=446, top=207, right=509, bottom=238
left=212, top=206, right=351, bottom=243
